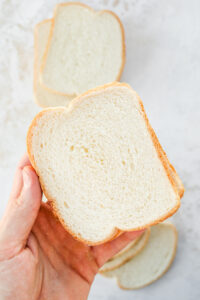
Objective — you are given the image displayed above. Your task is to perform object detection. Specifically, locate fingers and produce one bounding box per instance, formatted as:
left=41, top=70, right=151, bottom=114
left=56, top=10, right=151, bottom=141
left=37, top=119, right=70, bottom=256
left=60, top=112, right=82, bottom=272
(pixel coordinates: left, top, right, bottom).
left=9, top=154, right=31, bottom=200
left=0, top=161, right=42, bottom=260
left=92, top=230, right=145, bottom=267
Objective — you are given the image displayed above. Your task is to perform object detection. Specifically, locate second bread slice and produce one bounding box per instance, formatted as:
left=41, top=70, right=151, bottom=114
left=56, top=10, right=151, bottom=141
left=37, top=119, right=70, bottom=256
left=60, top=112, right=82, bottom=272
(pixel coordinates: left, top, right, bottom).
left=40, top=3, right=125, bottom=96
left=99, top=228, right=150, bottom=272
left=102, top=223, right=177, bottom=289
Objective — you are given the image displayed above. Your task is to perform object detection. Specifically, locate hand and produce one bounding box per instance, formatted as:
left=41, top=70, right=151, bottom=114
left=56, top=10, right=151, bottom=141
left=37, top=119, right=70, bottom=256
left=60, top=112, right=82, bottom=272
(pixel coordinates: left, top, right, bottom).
left=0, top=155, right=144, bottom=300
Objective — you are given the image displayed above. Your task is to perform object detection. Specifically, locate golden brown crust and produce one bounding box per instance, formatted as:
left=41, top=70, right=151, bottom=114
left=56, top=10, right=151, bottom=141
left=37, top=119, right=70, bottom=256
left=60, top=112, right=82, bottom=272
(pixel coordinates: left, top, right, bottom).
left=39, top=2, right=126, bottom=97
left=168, top=163, right=185, bottom=197
left=160, top=156, right=184, bottom=198
left=27, top=82, right=182, bottom=245
left=116, top=223, right=178, bottom=290
left=100, top=228, right=151, bottom=273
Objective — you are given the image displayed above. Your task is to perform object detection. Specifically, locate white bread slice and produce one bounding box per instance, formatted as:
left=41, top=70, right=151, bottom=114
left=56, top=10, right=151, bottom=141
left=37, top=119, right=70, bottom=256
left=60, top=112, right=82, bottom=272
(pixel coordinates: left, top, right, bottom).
left=103, top=223, right=177, bottom=289
left=99, top=228, right=150, bottom=273
left=34, top=19, right=74, bottom=107
left=40, top=3, right=125, bottom=96
left=27, top=82, right=181, bottom=245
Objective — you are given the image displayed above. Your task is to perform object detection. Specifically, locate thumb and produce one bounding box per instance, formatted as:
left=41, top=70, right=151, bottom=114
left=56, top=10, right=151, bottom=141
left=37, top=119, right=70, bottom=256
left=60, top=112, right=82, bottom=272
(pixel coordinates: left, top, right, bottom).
left=0, top=165, right=42, bottom=260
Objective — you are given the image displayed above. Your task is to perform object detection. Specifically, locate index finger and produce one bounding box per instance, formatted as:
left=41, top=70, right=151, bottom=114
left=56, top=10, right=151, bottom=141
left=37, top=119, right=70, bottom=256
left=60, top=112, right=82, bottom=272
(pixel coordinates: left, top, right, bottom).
left=91, top=230, right=145, bottom=267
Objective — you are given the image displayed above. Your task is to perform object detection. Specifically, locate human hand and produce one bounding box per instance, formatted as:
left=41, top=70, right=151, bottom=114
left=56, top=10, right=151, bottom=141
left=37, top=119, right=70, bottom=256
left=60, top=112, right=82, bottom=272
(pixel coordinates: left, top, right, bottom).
left=0, top=154, right=144, bottom=300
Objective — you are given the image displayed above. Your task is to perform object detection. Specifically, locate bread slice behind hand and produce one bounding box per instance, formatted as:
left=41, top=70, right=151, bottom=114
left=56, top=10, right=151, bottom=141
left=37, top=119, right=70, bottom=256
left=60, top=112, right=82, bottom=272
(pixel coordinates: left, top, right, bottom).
left=103, top=223, right=177, bottom=289
left=99, top=228, right=150, bottom=272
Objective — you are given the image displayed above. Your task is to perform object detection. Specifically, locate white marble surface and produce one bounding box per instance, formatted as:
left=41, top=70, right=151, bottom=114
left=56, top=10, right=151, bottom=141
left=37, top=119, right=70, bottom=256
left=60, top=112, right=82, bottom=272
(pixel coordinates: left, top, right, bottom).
left=0, top=0, right=199, bottom=299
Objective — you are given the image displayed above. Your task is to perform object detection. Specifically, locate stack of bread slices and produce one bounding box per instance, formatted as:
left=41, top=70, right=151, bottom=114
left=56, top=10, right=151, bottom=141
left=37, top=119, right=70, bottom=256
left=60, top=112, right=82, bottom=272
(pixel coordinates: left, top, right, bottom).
left=34, top=2, right=125, bottom=107
left=30, top=2, right=184, bottom=290
left=100, top=223, right=178, bottom=289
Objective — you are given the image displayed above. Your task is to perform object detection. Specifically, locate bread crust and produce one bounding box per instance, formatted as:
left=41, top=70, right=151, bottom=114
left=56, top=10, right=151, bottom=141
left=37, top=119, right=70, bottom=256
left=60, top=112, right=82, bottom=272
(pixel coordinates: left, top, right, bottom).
left=168, top=163, right=184, bottom=197
left=39, top=2, right=126, bottom=97
left=99, top=228, right=150, bottom=273
left=116, top=223, right=178, bottom=290
left=27, top=82, right=182, bottom=245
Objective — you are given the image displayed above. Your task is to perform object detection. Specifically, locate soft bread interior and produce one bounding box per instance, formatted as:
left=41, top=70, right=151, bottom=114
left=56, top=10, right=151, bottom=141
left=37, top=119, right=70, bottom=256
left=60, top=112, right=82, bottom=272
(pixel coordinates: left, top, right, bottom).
left=27, top=83, right=181, bottom=244
left=40, top=3, right=124, bottom=95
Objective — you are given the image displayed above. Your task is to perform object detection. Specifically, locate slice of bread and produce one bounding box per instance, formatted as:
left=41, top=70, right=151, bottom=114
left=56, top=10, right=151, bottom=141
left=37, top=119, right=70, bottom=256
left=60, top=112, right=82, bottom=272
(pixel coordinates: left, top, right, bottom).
left=34, top=19, right=74, bottom=107
left=40, top=3, right=125, bottom=96
left=103, top=223, right=177, bottom=289
left=99, top=228, right=150, bottom=273
left=27, top=82, right=182, bottom=245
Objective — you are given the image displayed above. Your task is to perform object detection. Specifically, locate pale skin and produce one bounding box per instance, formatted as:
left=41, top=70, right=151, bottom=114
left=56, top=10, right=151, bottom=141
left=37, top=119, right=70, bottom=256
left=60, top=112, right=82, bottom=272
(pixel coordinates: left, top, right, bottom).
left=0, top=155, right=144, bottom=300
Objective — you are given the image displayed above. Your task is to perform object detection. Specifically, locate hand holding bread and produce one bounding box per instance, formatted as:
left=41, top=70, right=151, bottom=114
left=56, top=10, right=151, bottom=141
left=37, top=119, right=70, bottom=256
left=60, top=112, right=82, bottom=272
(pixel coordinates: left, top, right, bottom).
left=30, top=2, right=184, bottom=291
left=0, top=2, right=184, bottom=298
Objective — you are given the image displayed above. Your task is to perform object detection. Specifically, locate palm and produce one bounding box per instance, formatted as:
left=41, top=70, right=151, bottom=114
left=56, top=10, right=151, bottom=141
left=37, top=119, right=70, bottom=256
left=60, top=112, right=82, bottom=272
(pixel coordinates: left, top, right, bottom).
left=31, top=204, right=141, bottom=299
left=32, top=203, right=98, bottom=299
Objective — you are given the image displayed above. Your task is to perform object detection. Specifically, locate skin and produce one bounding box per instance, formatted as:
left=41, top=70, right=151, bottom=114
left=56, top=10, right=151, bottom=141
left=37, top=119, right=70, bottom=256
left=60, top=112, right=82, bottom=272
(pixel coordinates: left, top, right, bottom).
left=0, top=154, right=144, bottom=300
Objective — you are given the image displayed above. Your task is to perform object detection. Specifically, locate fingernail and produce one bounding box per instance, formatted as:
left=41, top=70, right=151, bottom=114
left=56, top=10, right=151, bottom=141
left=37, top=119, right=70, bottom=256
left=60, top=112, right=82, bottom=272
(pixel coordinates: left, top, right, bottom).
left=22, top=167, right=32, bottom=188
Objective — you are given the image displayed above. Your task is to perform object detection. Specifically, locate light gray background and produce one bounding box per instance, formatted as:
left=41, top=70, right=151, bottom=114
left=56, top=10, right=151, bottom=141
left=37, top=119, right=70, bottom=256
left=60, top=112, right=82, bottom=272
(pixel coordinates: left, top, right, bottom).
left=0, top=1, right=199, bottom=299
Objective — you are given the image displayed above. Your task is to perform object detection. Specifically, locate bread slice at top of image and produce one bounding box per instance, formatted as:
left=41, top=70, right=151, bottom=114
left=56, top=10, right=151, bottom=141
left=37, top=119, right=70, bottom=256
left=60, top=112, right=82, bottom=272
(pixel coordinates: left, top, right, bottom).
left=34, top=19, right=74, bottom=108
left=27, top=82, right=182, bottom=245
left=39, top=2, right=125, bottom=96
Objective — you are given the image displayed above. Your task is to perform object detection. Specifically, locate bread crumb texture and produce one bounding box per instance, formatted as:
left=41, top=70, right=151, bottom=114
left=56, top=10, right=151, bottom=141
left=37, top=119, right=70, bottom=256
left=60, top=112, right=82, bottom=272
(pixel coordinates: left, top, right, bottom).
left=40, top=3, right=125, bottom=95
left=27, top=83, right=181, bottom=244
